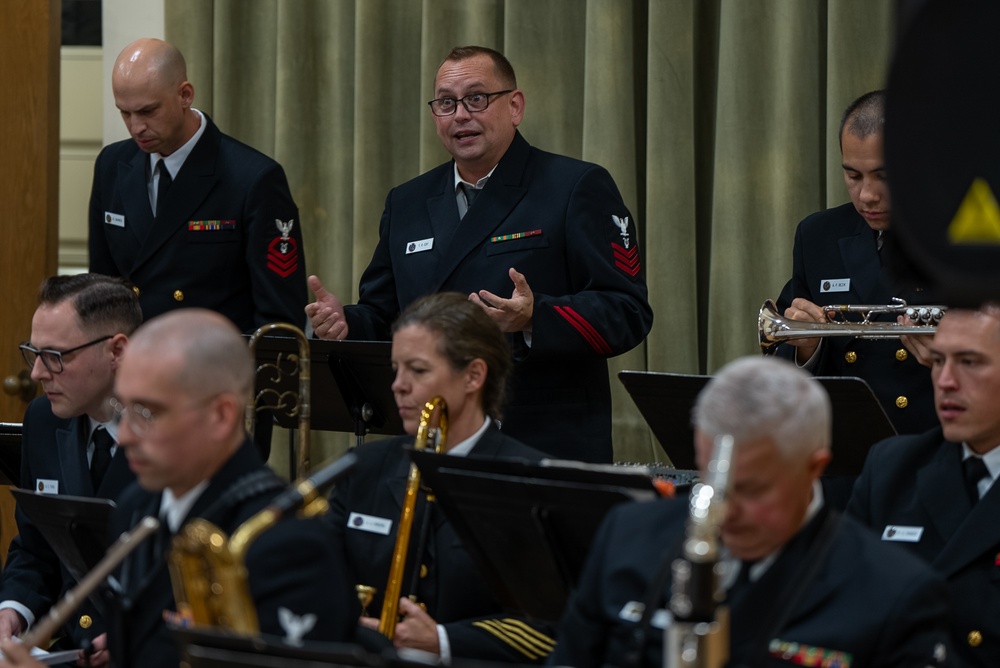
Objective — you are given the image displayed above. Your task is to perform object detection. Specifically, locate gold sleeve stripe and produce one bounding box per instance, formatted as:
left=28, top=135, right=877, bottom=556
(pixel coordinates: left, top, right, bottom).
left=493, top=618, right=556, bottom=648
left=471, top=618, right=555, bottom=658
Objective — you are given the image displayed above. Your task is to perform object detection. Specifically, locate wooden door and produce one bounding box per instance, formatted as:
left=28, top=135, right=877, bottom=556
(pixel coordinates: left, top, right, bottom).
left=0, top=0, right=60, bottom=563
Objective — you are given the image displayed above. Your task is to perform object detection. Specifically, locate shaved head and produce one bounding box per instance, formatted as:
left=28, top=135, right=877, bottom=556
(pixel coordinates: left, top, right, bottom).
left=113, top=38, right=188, bottom=90
left=111, top=38, right=198, bottom=156
left=127, top=309, right=253, bottom=404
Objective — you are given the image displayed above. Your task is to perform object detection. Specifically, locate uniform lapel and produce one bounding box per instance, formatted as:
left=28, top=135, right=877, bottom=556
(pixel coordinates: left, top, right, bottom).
left=131, top=119, right=221, bottom=272
left=385, top=442, right=414, bottom=512
left=56, top=416, right=91, bottom=496
left=838, top=217, right=881, bottom=303
left=934, top=465, right=1000, bottom=577
left=917, top=441, right=970, bottom=551
left=117, top=150, right=155, bottom=261
left=430, top=133, right=530, bottom=289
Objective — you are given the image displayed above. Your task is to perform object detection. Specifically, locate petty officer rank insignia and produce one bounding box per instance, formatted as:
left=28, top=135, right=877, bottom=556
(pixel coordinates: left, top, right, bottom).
left=268, top=218, right=300, bottom=278
left=611, top=214, right=641, bottom=277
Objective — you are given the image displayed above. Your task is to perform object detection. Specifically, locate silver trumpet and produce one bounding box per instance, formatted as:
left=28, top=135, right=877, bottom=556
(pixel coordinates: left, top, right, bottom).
left=758, top=298, right=944, bottom=355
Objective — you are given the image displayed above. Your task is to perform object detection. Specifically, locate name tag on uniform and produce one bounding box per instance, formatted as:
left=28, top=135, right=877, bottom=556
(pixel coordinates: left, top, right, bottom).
left=36, top=479, right=59, bottom=494
left=104, top=212, right=125, bottom=228
left=882, top=525, right=924, bottom=542
left=819, top=278, right=850, bottom=293
left=347, top=512, right=392, bottom=535
left=405, top=238, right=434, bottom=255
left=618, top=602, right=671, bottom=629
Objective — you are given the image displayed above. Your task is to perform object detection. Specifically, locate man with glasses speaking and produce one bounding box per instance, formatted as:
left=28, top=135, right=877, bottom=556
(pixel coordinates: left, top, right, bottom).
left=0, top=274, right=142, bottom=665
left=307, top=46, right=652, bottom=463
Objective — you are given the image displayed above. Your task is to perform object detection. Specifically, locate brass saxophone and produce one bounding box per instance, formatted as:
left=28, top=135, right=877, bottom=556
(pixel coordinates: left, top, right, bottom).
left=167, top=452, right=357, bottom=634
left=665, top=434, right=734, bottom=668
left=359, top=396, right=447, bottom=640
left=246, top=322, right=311, bottom=478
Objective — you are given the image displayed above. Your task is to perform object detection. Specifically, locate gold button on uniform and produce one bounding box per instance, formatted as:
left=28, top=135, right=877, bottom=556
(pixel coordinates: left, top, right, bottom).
left=173, top=290, right=184, bottom=302
left=896, top=396, right=909, bottom=409
left=79, top=614, right=93, bottom=629
left=968, top=630, right=983, bottom=647
left=845, top=351, right=857, bottom=364
left=132, top=286, right=140, bottom=297
left=896, top=348, right=908, bottom=362
left=420, top=564, right=428, bottom=578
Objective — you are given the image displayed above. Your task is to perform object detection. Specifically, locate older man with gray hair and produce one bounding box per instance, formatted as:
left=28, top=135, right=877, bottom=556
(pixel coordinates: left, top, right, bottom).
left=551, top=356, right=953, bottom=667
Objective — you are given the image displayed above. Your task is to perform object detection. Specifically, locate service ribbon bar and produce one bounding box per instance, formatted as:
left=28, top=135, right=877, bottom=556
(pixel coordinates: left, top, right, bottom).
left=491, top=229, right=542, bottom=243
left=188, top=220, right=237, bottom=231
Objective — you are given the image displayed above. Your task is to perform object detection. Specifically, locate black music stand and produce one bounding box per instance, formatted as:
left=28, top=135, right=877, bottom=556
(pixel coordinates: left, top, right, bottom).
left=408, top=451, right=661, bottom=622
left=618, top=370, right=897, bottom=476
left=0, top=423, right=22, bottom=486
left=172, top=627, right=382, bottom=668
left=9, top=490, right=115, bottom=610
left=249, top=336, right=402, bottom=450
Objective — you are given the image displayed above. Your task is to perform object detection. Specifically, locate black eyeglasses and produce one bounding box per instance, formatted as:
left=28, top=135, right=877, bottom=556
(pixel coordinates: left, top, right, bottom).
left=427, top=90, right=513, bottom=117
left=19, top=335, right=113, bottom=374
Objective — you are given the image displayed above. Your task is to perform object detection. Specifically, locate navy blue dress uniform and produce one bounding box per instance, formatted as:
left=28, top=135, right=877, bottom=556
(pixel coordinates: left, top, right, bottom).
left=328, top=427, right=556, bottom=663
left=847, top=427, right=1000, bottom=668
left=552, top=495, right=953, bottom=668
left=775, top=203, right=936, bottom=435
left=344, top=132, right=653, bottom=463
left=0, top=396, right=134, bottom=651
left=88, top=114, right=308, bottom=333
left=107, top=439, right=356, bottom=668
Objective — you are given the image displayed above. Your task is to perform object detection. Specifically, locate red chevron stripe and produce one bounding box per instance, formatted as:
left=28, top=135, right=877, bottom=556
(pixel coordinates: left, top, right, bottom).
left=615, top=260, right=641, bottom=277
left=267, top=258, right=299, bottom=278
left=612, top=242, right=638, bottom=256
left=613, top=249, right=640, bottom=267
left=554, top=305, right=613, bottom=355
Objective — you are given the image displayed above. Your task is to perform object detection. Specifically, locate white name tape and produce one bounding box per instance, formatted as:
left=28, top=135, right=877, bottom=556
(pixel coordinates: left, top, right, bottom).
left=882, top=525, right=924, bottom=542
left=405, top=238, right=434, bottom=255
left=36, top=479, right=59, bottom=494
left=820, top=278, right=850, bottom=293
left=347, top=512, right=393, bottom=535
left=104, top=212, right=125, bottom=228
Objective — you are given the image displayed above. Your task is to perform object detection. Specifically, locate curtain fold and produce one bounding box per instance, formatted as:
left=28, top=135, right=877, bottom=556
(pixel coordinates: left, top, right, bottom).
left=165, top=0, right=894, bottom=467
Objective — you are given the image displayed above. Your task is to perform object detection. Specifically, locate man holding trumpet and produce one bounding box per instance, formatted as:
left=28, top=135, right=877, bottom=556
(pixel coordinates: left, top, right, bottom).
left=774, top=90, right=937, bottom=435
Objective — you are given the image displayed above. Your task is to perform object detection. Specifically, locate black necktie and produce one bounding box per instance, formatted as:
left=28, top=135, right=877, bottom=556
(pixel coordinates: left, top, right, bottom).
left=726, top=560, right=757, bottom=608
left=90, top=427, right=115, bottom=491
left=460, top=183, right=479, bottom=218
left=963, top=455, right=990, bottom=505
left=155, top=160, right=172, bottom=218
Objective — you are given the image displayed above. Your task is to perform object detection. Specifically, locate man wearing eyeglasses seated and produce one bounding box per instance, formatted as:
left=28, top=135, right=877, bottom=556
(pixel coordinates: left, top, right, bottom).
left=106, top=308, right=355, bottom=667
left=0, top=274, right=142, bottom=666
left=306, top=45, right=652, bottom=464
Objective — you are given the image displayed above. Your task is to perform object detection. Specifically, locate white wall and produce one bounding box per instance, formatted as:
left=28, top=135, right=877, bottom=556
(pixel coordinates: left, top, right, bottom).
left=101, top=0, right=165, bottom=145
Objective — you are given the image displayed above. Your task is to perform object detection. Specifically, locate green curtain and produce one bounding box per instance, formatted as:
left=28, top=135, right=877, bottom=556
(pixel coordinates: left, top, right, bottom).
left=165, top=0, right=893, bottom=470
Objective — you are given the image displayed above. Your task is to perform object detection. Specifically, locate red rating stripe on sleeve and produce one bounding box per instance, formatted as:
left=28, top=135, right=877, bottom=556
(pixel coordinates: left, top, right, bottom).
left=554, top=305, right=612, bottom=355
left=612, top=243, right=641, bottom=277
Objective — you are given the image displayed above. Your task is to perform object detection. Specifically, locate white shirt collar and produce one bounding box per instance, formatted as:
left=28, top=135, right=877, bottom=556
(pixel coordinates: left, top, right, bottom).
left=962, top=442, right=1000, bottom=496
left=150, top=108, right=206, bottom=180
left=444, top=417, right=492, bottom=458
left=452, top=162, right=496, bottom=192
left=86, top=415, right=119, bottom=457
left=159, top=480, right=210, bottom=533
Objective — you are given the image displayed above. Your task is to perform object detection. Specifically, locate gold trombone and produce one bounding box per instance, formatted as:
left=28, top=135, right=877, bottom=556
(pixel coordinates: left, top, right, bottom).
left=359, top=396, right=448, bottom=640
left=758, top=299, right=944, bottom=355
left=246, top=322, right=311, bottom=478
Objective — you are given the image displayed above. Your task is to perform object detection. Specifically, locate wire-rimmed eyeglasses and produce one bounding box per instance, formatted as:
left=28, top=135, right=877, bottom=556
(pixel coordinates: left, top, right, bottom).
left=109, top=397, right=156, bottom=436
left=19, top=335, right=113, bottom=374
left=427, top=90, right=513, bottom=117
